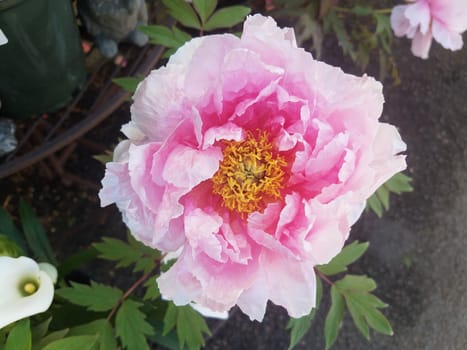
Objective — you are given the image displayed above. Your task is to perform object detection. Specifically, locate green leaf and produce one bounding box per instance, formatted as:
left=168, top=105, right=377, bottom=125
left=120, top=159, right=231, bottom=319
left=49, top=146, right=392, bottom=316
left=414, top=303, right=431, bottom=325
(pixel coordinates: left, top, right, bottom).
left=94, top=236, right=160, bottom=274
left=18, top=198, right=56, bottom=264
left=384, top=172, right=413, bottom=194
left=139, top=25, right=179, bottom=47
left=162, top=0, right=201, bottom=30
left=32, top=329, right=70, bottom=350
left=163, top=303, right=211, bottom=350
left=193, top=0, right=217, bottom=24
left=143, top=275, right=160, bottom=301
left=324, top=286, right=345, bottom=350
left=324, top=10, right=356, bottom=60
left=41, top=335, right=98, bottom=350
left=367, top=194, right=383, bottom=218
left=0, top=206, right=26, bottom=253
left=58, top=247, right=99, bottom=277
left=68, top=319, right=117, bottom=350
left=56, top=281, right=122, bottom=312
left=351, top=5, right=373, bottom=16
left=113, top=77, right=143, bottom=94
left=116, top=300, right=154, bottom=350
left=0, top=234, right=21, bottom=257
left=203, top=6, right=251, bottom=31
left=287, top=278, right=323, bottom=349
left=5, top=319, right=31, bottom=350
left=317, top=241, right=369, bottom=276
left=335, top=275, right=377, bottom=293
left=376, top=185, right=390, bottom=211
left=346, top=299, right=370, bottom=340
left=31, top=318, right=52, bottom=344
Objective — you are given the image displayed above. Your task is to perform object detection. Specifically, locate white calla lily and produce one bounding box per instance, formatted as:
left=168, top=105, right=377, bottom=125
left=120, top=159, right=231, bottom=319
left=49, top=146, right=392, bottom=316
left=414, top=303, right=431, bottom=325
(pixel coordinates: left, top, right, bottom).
left=0, top=256, right=56, bottom=329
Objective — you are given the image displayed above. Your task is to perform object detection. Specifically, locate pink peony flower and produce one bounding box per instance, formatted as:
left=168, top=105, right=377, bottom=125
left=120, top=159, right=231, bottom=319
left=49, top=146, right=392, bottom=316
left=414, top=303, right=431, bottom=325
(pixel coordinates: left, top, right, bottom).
left=391, top=0, right=467, bottom=59
left=99, top=14, right=406, bottom=321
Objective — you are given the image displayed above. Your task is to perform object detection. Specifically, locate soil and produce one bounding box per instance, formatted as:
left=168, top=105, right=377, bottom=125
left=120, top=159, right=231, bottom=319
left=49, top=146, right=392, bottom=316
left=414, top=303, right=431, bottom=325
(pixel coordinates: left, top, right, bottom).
left=1, top=9, right=466, bottom=350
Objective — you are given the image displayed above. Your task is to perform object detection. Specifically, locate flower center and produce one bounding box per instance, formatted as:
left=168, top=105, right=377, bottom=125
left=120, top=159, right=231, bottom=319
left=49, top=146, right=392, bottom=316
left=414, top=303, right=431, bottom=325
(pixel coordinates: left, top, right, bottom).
left=23, top=282, right=38, bottom=295
left=212, top=132, right=287, bottom=216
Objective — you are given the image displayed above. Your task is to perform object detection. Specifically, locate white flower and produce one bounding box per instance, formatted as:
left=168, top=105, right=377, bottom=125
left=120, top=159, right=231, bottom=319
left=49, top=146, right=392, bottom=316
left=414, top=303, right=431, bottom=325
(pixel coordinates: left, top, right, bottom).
left=0, top=256, right=57, bottom=329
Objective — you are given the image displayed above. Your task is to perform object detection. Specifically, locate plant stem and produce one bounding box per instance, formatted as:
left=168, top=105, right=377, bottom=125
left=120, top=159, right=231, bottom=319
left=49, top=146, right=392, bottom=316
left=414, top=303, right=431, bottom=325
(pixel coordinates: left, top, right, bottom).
left=106, top=258, right=163, bottom=321
left=315, top=268, right=334, bottom=286
left=334, top=7, right=393, bottom=15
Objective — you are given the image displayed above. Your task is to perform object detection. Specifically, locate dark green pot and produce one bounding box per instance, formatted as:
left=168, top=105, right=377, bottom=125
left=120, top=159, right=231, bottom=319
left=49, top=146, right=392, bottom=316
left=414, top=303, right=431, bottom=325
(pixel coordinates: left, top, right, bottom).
left=0, top=0, right=86, bottom=119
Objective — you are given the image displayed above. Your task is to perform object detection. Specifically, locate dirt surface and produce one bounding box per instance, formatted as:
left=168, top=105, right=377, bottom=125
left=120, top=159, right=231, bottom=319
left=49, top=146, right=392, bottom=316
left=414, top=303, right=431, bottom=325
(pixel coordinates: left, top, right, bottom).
left=1, top=13, right=466, bottom=350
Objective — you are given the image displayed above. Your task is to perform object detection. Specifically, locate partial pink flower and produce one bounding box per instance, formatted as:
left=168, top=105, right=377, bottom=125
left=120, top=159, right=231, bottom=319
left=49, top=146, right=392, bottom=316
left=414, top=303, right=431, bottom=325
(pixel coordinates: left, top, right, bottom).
left=99, top=15, right=406, bottom=321
left=391, top=0, right=467, bottom=59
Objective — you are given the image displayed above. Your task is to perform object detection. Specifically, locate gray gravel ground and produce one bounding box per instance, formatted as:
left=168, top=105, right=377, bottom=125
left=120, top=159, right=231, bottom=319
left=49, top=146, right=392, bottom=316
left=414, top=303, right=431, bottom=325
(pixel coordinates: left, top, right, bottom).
left=205, top=37, right=467, bottom=350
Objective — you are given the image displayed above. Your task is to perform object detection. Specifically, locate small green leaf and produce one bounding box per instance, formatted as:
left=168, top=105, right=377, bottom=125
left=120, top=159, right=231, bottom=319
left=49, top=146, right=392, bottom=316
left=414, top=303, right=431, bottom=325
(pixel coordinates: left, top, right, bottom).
left=317, top=241, right=369, bottom=276
left=19, top=198, right=56, bottom=264
left=324, top=286, right=345, bottom=350
left=5, top=319, right=31, bottom=350
left=346, top=299, right=370, bottom=340
left=287, top=278, right=323, bottom=349
left=31, top=318, right=52, bottom=344
left=139, top=25, right=180, bottom=47
left=68, top=319, right=117, bottom=350
left=41, top=335, right=98, bottom=350
left=163, top=303, right=178, bottom=336
left=162, top=0, right=201, bottom=30
left=376, top=185, right=390, bottom=211
left=176, top=306, right=211, bottom=350
left=367, top=194, right=383, bottom=218
left=384, top=172, right=413, bottom=194
left=324, top=11, right=356, bottom=60
left=56, top=281, right=122, bottom=312
left=113, top=77, right=143, bottom=94
left=32, top=329, right=70, bottom=350
left=193, top=0, right=217, bottom=24
left=203, top=6, right=251, bottom=31
left=116, top=300, right=154, bottom=350
left=0, top=207, right=26, bottom=253
left=143, top=276, right=160, bottom=301
left=335, top=275, right=377, bottom=293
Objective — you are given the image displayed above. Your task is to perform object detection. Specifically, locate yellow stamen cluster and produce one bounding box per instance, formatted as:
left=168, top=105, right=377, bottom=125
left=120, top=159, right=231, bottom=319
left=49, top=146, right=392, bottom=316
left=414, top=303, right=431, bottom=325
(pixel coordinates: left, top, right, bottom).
left=212, top=132, right=287, bottom=216
left=23, top=282, right=37, bottom=295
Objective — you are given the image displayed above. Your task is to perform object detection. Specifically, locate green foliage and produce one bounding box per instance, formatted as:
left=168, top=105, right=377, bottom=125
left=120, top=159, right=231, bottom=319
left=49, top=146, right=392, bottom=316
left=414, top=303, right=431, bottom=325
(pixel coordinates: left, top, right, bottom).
left=0, top=206, right=26, bottom=253
left=317, top=241, right=369, bottom=276
left=5, top=319, right=31, bottom=350
left=287, top=278, right=323, bottom=349
left=367, top=172, right=413, bottom=217
left=41, top=335, right=98, bottom=350
left=163, top=303, right=211, bottom=350
left=32, top=329, right=69, bottom=350
left=68, top=319, right=117, bottom=350
left=18, top=198, right=56, bottom=264
left=116, top=300, right=154, bottom=350
left=113, top=77, right=143, bottom=94
left=56, top=281, right=123, bottom=312
left=336, top=275, right=393, bottom=338
left=324, top=10, right=356, bottom=60
left=324, top=285, right=345, bottom=350
left=143, top=275, right=160, bottom=301
left=93, top=235, right=160, bottom=274
left=162, top=0, right=201, bottom=30
left=139, top=25, right=191, bottom=51
left=203, top=6, right=251, bottom=31
left=193, top=0, right=218, bottom=25
left=0, top=234, right=21, bottom=257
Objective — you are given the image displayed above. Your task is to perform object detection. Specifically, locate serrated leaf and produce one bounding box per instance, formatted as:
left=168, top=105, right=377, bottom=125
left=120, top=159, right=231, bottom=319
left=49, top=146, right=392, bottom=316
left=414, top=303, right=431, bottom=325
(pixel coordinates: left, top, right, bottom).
left=19, top=198, right=56, bottom=264
left=317, top=241, right=369, bottom=276
left=5, top=319, right=31, bottom=350
left=325, top=10, right=356, bottom=60
left=335, top=275, right=377, bottom=293
left=346, top=299, right=370, bottom=340
left=68, top=319, right=117, bottom=350
left=176, top=306, right=211, bottom=350
left=193, top=0, right=217, bottom=24
left=143, top=276, right=160, bottom=301
left=384, top=172, right=413, bottom=194
left=287, top=277, right=323, bottom=349
left=116, top=300, right=154, bottom=350
left=93, top=237, right=141, bottom=268
left=163, top=303, right=178, bottom=336
left=0, top=206, right=26, bottom=254
left=56, top=281, right=122, bottom=312
left=324, top=286, right=345, bottom=350
left=41, top=335, right=98, bottom=350
left=203, top=6, right=251, bottom=31
left=113, top=77, right=143, bottom=94
left=162, top=0, right=201, bottom=30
